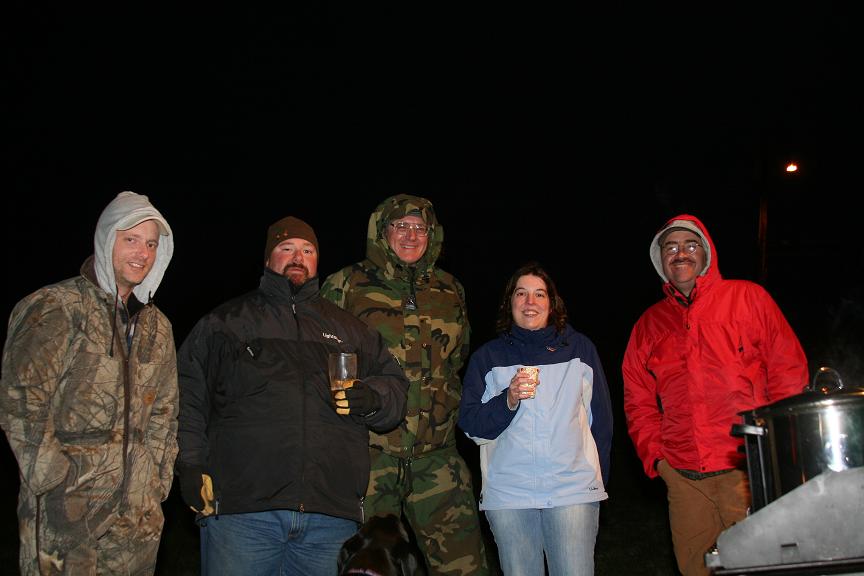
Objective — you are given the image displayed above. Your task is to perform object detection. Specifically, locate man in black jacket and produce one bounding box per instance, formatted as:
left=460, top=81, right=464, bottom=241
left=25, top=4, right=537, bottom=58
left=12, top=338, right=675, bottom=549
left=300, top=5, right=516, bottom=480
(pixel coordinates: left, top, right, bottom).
left=177, top=216, right=409, bottom=576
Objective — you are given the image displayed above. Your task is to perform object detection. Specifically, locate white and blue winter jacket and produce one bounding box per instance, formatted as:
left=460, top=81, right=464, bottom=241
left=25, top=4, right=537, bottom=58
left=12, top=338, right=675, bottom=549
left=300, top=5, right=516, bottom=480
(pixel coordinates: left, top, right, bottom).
left=458, top=324, right=612, bottom=510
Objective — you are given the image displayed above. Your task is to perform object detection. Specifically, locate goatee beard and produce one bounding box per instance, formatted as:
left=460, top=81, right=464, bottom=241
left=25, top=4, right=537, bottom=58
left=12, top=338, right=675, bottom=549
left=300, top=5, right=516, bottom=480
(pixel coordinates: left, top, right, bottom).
left=282, top=264, right=308, bottom=286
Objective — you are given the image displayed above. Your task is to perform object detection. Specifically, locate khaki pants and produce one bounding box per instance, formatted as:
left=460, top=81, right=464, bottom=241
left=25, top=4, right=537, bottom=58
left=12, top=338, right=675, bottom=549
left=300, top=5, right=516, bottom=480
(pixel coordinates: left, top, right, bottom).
left=657, top=460, right=750, bottom=576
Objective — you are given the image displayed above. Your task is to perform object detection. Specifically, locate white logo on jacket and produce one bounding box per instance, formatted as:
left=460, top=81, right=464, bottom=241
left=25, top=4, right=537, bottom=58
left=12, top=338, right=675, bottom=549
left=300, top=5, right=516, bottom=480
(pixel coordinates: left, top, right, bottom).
left=323, top=332, right=344, bottom=344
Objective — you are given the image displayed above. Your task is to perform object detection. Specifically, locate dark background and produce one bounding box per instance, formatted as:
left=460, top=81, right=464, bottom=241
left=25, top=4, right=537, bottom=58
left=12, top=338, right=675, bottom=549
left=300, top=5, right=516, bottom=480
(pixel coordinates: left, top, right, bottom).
left=4, top=3, right=863, bottom=574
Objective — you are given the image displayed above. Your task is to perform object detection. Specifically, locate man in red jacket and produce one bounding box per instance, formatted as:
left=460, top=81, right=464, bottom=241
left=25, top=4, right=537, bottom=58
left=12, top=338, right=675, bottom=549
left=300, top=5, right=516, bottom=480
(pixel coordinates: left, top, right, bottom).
left=622, top=214, right=808, bottom=576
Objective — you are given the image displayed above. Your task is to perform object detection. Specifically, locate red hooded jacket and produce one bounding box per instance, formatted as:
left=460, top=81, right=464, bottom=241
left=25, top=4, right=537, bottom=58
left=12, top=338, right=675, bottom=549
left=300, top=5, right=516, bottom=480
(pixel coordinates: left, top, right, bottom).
left=622, top=215, right=808, bottom=477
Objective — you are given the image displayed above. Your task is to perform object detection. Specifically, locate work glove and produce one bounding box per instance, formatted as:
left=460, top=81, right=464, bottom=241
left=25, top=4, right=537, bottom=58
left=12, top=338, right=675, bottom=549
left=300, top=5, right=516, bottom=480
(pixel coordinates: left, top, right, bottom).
left=178, top=464, right=215, bottom=516
left=334, top=379, right=381, bottom=417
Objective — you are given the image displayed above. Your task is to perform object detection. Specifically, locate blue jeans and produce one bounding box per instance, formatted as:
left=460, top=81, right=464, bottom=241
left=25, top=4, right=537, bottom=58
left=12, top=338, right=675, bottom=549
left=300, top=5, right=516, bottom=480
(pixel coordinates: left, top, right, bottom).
left=199, top=510, right=358, bottom=576
left=485, top=502, right=600, bottom=576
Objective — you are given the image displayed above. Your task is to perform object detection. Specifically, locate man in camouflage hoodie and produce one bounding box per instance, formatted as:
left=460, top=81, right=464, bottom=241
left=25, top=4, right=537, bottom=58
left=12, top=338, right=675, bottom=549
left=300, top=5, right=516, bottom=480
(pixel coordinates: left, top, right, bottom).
left=322, top=194, right=488, bottom=576
left=0, top=191, right=178, bottom=575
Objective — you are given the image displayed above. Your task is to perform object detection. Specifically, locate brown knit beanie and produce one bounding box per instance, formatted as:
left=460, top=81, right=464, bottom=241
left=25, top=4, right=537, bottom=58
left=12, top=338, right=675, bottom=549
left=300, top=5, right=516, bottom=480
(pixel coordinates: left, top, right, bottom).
left=264, top=216, right=319, bottom=262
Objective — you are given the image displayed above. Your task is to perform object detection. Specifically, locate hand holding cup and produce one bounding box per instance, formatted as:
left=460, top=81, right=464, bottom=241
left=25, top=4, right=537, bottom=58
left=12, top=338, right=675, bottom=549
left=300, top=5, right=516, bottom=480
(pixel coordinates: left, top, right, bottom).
left=329, top=352, right=358, bottom=415
left=507, top=366, right=540, bottom=408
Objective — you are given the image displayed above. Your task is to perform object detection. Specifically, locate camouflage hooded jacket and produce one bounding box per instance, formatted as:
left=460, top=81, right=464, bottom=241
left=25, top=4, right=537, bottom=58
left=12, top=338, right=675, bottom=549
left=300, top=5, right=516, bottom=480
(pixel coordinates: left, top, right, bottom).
left=321, top=195, right=469, bottom=457
left=0, top=191, right=178, bottom=575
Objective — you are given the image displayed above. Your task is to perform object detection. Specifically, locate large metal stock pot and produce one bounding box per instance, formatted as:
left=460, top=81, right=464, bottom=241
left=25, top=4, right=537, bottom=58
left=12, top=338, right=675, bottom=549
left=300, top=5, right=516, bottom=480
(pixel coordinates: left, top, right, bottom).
left=732, top=369, right=864, bottom=511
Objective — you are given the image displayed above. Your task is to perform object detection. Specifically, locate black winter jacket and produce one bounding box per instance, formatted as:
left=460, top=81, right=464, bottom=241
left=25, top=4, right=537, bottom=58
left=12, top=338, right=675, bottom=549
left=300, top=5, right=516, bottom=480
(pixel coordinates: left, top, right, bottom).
left=177, top=269, right=408, bottom=522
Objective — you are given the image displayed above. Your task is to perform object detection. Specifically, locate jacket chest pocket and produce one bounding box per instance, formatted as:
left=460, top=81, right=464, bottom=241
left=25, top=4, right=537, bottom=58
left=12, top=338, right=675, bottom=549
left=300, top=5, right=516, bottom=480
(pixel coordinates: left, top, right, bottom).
left=219, top=339, right=303, bottom=400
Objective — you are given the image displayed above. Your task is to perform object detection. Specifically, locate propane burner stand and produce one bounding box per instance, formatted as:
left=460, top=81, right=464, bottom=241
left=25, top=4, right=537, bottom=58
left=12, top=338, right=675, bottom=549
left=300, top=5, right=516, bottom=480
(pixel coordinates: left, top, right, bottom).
left=706, top=468, right=864, bottom=574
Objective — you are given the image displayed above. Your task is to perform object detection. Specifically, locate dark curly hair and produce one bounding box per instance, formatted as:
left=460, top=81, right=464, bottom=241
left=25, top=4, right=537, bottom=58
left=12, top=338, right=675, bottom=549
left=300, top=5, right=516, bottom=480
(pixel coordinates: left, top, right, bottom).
left=495, top=262, right=568, bottom=336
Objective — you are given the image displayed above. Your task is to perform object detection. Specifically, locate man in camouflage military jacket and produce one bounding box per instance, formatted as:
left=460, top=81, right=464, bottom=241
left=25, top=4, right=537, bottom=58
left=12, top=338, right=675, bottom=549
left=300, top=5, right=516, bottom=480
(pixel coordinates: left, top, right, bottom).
left=322, top=194, right=488, bottom=576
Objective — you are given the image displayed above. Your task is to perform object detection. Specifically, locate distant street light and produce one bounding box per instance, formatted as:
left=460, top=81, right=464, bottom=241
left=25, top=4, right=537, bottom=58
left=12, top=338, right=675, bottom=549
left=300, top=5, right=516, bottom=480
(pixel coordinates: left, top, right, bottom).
left=759, top=161, right=801, bottom=284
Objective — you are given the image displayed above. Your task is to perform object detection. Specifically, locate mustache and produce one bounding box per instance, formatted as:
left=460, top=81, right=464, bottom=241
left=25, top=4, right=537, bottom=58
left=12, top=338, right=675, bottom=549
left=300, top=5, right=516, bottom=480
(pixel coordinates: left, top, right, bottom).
left=281, top=263, right=309, bottom=275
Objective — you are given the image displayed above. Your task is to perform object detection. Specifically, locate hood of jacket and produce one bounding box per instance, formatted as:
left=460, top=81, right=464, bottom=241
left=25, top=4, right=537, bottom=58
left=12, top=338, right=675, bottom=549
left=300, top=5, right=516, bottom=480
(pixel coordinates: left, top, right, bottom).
left=94, top=191, right=174, bottom=302
left=649, top=214, right=721, bottom=298
left=364, top=194, right=443, bottom=279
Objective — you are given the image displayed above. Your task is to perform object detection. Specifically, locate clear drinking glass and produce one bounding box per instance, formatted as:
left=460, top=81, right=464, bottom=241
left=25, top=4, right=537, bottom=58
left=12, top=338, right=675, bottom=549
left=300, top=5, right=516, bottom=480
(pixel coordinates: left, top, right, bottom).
left=328, top=352, right=357, bottom=414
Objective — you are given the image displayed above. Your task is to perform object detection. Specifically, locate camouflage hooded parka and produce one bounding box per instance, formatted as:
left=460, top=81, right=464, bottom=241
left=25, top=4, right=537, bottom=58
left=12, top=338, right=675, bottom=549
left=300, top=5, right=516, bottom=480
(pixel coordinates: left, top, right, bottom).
left=322, top=194, right=469, bottom=457
left=322, top=195, right=489, bottom=575
left=0, top=192, right=179, bottom=575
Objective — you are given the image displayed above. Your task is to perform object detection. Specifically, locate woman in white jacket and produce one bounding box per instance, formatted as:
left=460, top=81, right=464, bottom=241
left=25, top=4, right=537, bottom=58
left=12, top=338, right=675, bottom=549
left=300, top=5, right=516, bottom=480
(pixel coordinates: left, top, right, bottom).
left=458, top=262, right=613, bottom=576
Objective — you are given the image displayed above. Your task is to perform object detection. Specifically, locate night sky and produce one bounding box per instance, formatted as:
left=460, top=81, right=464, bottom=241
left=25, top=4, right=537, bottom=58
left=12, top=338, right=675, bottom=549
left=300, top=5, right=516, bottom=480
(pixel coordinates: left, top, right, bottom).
left=7, top=4, right=862, bottom=374
left=4, top=4, right=863, bottom=568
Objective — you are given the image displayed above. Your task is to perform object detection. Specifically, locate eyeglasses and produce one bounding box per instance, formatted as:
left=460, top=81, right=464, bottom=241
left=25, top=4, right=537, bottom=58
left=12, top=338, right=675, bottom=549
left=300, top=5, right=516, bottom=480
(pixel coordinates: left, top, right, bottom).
left=663, top=241, right=702, bottom=256
left=389, top=222, right=432, bottom=238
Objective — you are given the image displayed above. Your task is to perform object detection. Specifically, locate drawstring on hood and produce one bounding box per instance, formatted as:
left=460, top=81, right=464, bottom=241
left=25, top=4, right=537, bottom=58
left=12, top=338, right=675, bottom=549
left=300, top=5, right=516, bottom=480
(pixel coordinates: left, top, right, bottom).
left=94, top=191, right=174, bottom=304
left=405, top=268, right=417, bottom=311
left=110, top=286, right=120, bottom=358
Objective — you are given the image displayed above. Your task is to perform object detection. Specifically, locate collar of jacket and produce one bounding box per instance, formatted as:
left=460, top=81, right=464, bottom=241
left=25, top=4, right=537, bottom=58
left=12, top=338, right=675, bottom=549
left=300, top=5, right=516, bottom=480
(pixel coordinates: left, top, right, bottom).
left=259, top=267, right=320, bottom=304
left=363, top=251, right=433, bottom=284
left=662, top=266, right=720, bottom=308
left=369, top=258, right=430, bottom=286
left=505, top=324, right=561, bottom=348
left=664, top=282, right=694, bottom=308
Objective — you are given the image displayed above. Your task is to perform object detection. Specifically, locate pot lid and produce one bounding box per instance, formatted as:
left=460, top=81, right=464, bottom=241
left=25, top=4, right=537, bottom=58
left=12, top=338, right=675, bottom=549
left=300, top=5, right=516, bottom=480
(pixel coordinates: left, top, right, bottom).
left=748, top=387, right=864, bottom=417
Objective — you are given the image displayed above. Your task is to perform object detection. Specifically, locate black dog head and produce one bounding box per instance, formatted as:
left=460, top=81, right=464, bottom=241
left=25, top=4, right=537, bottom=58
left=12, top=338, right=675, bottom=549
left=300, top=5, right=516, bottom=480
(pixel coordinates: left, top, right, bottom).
left=338, top=514, right=426, bottom=576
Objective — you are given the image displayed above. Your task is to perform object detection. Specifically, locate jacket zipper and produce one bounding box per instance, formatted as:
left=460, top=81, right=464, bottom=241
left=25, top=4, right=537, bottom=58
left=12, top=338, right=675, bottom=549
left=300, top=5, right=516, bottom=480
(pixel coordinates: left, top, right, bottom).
left=292, top=291, right=307, bottom=514
left=118, top=306, right=133, bottom=516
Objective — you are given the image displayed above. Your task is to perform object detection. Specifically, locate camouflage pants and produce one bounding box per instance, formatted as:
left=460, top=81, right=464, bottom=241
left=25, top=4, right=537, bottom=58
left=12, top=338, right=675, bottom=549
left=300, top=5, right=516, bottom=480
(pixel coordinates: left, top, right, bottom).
left=20, top=512, right=161, bottom=576
left=17, top=483, right=163, bottom=576
left=366, top=446, right=489, bottom=576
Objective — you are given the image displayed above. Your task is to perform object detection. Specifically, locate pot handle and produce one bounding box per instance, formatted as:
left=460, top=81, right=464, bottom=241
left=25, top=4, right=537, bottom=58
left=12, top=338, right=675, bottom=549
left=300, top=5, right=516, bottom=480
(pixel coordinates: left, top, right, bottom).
left=811, top=366, right=844, bottom=394
left=731, top=423, right=765, bottom=437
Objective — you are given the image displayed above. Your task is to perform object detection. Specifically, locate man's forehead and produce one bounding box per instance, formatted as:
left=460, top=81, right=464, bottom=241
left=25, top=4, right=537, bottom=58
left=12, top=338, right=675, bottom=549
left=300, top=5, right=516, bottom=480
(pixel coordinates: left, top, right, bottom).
left=117, top=221, right=159, bottom=238
left=275, top=237, right=315, bottom=247
left=661, top=229, right=700, bottom=243
left=391, top=214, right=426, bottom=223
